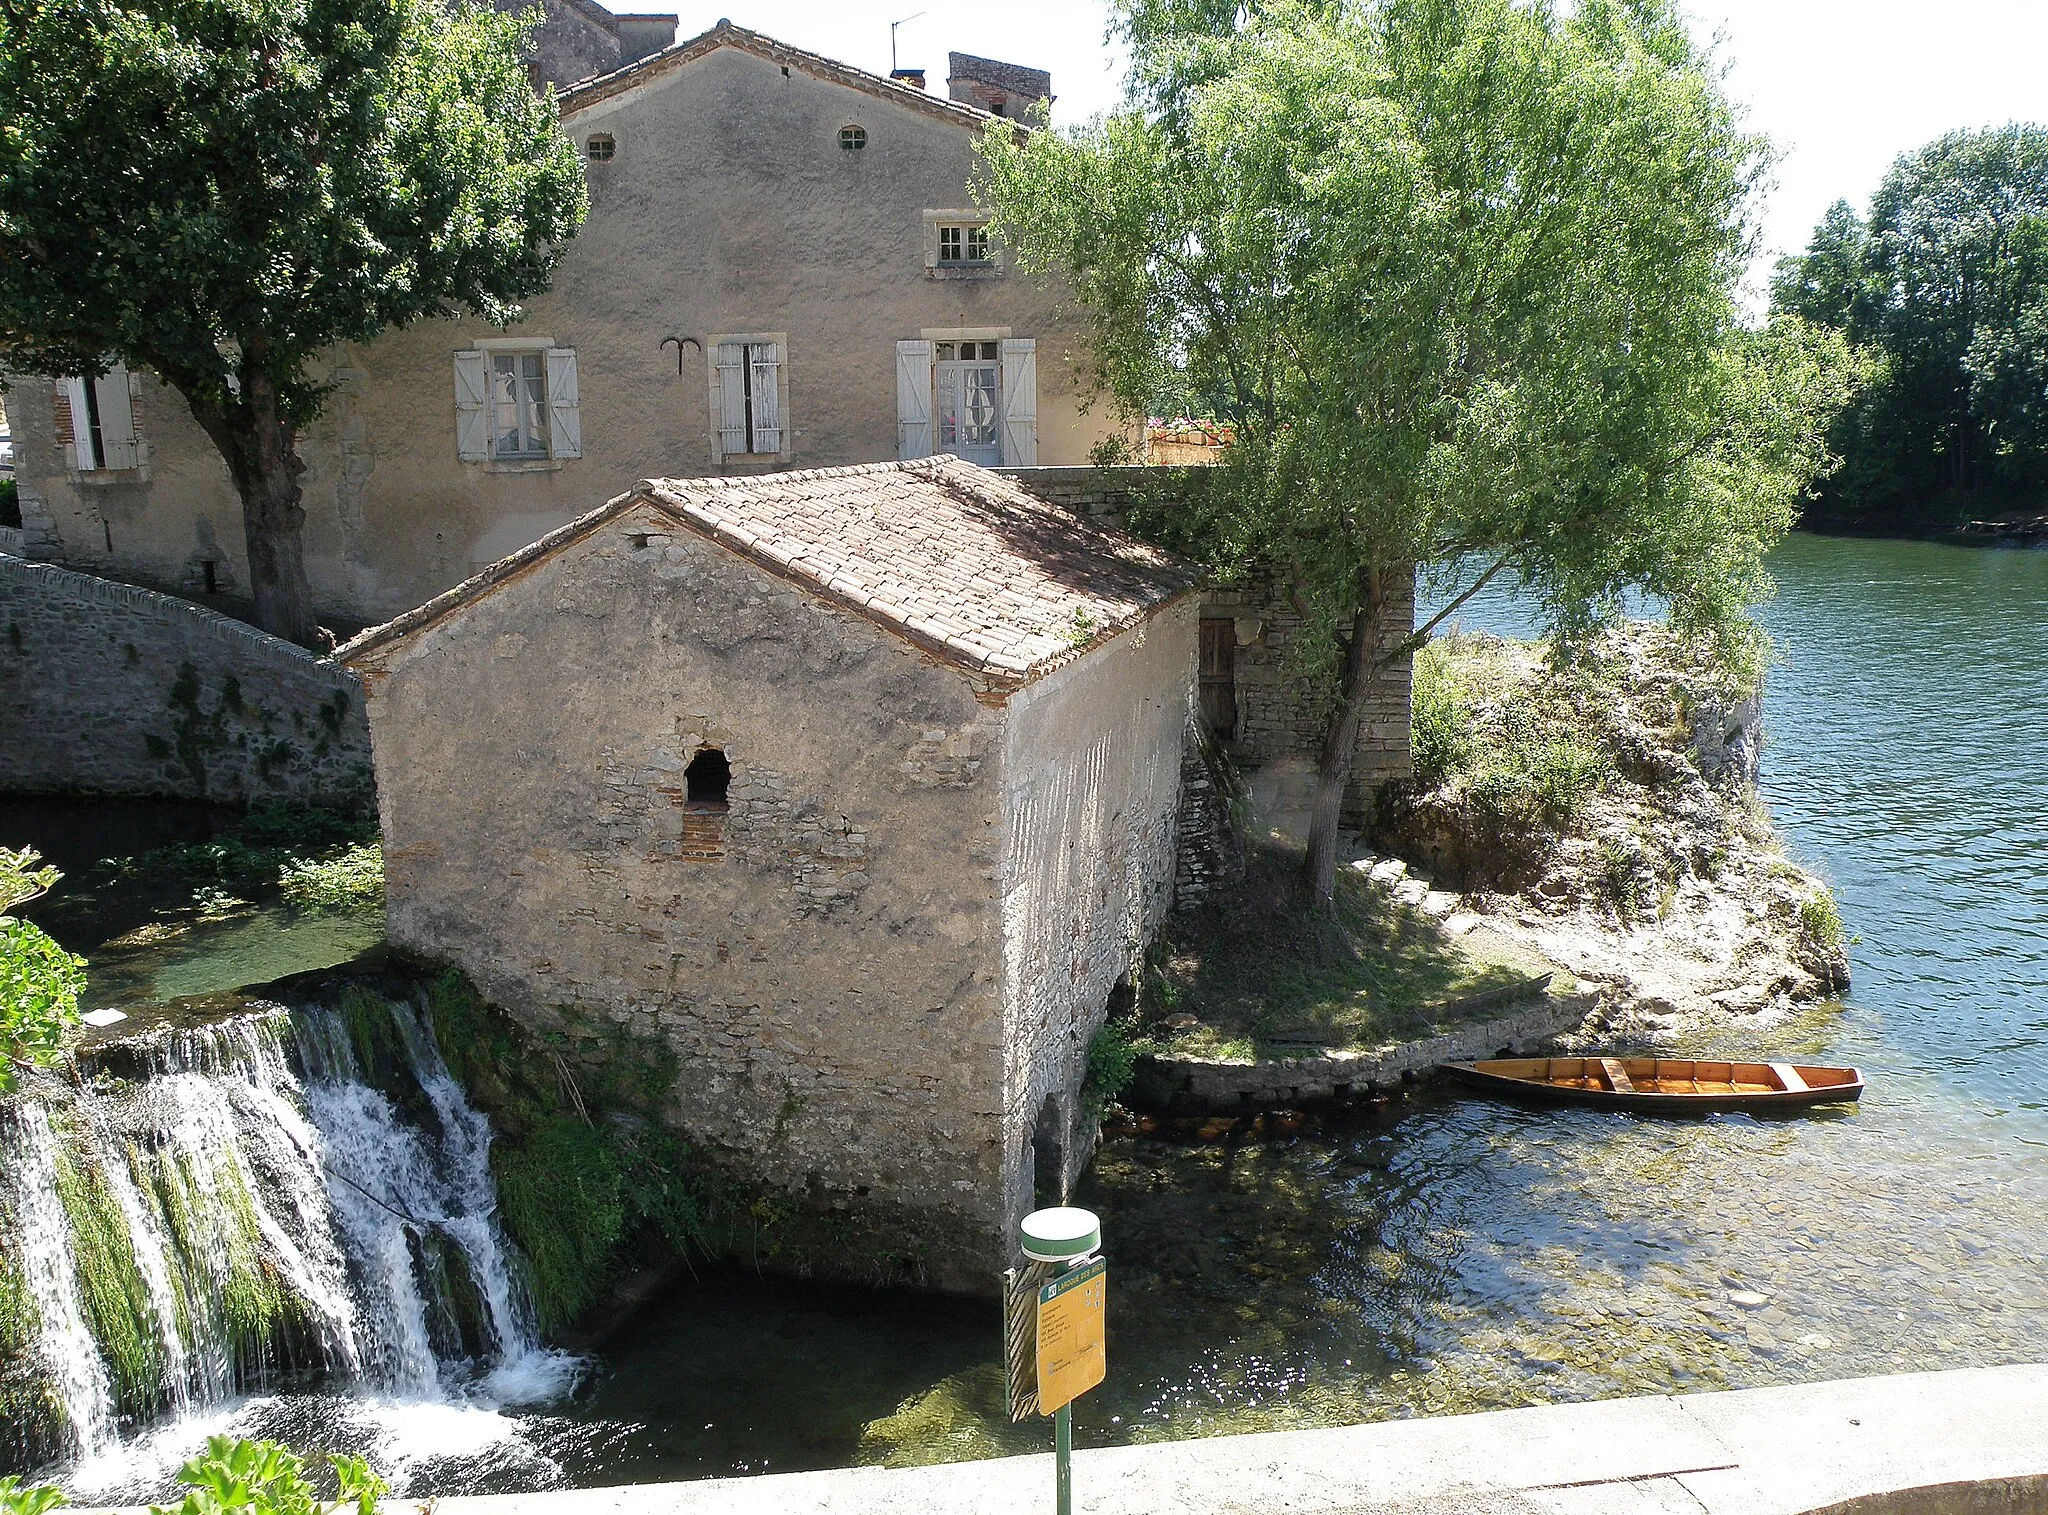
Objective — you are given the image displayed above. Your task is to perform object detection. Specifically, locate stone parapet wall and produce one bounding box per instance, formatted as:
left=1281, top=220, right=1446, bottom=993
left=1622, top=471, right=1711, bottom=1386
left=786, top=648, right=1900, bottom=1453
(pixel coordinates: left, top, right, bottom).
left=0, top=554, right=372, bottom=809
left=1128, top=987, right=1594, bottom=1114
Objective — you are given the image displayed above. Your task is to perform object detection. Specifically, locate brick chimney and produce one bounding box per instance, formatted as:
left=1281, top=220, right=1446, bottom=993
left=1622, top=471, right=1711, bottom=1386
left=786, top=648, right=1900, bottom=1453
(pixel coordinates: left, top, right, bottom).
left=946, top=51, right=1052, bottom=121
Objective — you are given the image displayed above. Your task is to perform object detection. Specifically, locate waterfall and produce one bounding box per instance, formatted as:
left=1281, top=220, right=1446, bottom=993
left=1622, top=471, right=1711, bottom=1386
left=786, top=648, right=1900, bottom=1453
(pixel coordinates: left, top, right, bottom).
left=0, top=990, right=578, bottom=1483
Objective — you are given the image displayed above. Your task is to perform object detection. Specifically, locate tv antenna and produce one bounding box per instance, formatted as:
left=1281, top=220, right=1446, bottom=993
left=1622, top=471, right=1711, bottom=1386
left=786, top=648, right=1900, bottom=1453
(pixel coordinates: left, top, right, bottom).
left=890, top=11, right=924, bottom=72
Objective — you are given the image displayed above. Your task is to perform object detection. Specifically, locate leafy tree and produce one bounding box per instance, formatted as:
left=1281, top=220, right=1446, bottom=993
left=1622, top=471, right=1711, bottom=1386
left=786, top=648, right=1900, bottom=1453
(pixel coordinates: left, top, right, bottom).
left=0, top=0, right=588, bottom=646
left=1772, top=126, right=2048, bottom=526
left=0, top=847, right=85, bottom=1088
left=980, top=0, right=1858, bottom=901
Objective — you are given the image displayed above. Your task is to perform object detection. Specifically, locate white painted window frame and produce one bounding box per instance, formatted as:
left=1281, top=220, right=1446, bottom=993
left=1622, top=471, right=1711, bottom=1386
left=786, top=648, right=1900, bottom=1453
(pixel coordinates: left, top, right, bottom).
left=900, top=328, right=1035, bottom=466
left=454, top=337, right=582, bottom=467
left=922, top=209, right=1003, bottom=278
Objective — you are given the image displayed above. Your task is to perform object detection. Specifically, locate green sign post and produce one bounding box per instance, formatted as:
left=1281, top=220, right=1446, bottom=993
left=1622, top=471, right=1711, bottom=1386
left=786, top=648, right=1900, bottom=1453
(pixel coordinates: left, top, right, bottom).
left=1018, top=1207, right=1104, bottom=1515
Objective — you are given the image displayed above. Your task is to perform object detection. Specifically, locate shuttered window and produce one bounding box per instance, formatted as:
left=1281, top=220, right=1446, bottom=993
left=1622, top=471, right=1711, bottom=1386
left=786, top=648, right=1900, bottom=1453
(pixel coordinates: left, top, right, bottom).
left=715, top=341, right=783, bottom=457
left=454, top=346, right=581, bottom=462
left=897, top=337, right=1035, bottom=465
left=59, top=364, right=138, bottom=472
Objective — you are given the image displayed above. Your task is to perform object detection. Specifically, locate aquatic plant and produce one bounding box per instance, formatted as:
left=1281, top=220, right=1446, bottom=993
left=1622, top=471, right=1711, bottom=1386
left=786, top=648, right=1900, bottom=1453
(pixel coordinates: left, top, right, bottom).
left=1083, top=1018, right=1140, bottom=1113
left=51, top=1143, right=166, bottom=1418
left=277, top=845, right=383, bottom=910
left=0, top=846, right=86, bottom=1089
left=0, top=1478, right=64, bottom=1515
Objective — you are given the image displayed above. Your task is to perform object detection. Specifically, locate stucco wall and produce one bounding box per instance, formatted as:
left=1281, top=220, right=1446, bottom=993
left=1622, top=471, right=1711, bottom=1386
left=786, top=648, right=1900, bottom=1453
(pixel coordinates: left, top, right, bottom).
left=996, top=596, right=1196, bottom=1234
left=0, top=555, right=371, bottom=808
left=355, top=506, right=1019, bottom=1291
left=10, top=44, right=1121, bottom=627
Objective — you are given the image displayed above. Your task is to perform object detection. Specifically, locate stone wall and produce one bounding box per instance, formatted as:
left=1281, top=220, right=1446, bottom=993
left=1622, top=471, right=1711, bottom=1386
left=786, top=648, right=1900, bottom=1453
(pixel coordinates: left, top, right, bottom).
left=1002, top=466, right=1415, bottom=824
left=996, top=598, right=1197, bottom=1228
left=0, top=555, right=372, bottom=809
left=356, top=506, right=1019, bottom=1293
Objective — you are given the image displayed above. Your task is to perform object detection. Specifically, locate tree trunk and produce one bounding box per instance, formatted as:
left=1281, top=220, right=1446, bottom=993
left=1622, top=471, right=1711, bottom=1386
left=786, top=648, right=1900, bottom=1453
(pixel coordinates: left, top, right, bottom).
left=1302, top=573, right=1387, bottom=907
left=185, top=377, right=322, bottom=649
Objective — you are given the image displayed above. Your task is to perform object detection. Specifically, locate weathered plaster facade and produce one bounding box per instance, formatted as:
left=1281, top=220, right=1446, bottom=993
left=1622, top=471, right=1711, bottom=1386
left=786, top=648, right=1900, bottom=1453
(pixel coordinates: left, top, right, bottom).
left=342, top=461, right=1196, bottom=1291
left=7, top=25, right=1121, bottom=629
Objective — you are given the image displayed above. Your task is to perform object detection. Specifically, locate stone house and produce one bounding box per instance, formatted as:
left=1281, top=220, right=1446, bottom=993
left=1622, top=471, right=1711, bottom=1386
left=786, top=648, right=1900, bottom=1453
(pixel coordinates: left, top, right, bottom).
left=5, top=23, right=1123, bottom=628
left=488, top=0, right=677, bottom=92
left=338, top=458, right=1201, bottom=1292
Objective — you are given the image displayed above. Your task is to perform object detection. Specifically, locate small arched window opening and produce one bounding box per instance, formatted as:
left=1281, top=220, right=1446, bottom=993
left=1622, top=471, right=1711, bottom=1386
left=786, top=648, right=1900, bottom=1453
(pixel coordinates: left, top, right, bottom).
left=586, top=133, right=616, bottom=162
left=839, top=125, right=867, bottom=151
left=685, top=747, right=730, bottom=811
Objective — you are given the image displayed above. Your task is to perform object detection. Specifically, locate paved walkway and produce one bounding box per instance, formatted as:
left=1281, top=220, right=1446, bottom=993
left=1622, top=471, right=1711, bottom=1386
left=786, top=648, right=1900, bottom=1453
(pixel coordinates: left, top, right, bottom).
left=437, top=1364, right=2048, bottom=1515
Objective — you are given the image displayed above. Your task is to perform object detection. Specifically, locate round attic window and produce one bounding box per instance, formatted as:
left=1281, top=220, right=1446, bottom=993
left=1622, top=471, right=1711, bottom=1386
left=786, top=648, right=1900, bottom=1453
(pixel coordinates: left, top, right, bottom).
left=586, top=133, right=616, bottom=162
left=839, top=125, right=867, bottom=151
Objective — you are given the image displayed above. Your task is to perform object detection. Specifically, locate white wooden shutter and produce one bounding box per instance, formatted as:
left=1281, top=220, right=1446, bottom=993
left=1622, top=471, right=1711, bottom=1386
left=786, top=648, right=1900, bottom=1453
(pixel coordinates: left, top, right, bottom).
left=895, top=340, right=933, bottom=460
left=1001, top=338, right=1037, bottom=467
left=453, top=350, right=489, bottom=460
left=94, top=366, right=137, bottom=470
left=748, top=342, right=782, bottom=454
left=716, top=341, right=748, bottom=456
left=58, top=377, right=93, bottom=471
left=546, top=347, right=582, bottom=459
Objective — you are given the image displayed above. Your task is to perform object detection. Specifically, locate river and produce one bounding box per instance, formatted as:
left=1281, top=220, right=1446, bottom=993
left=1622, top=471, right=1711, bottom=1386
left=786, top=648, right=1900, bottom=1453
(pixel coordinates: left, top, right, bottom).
left=16, top=532, right=2048, bottom=1495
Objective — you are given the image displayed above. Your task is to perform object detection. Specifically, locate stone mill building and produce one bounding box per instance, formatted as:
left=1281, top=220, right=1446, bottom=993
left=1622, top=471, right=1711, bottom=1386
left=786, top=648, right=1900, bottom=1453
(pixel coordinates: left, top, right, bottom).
left=339, top=458, right=1200, bottom=1292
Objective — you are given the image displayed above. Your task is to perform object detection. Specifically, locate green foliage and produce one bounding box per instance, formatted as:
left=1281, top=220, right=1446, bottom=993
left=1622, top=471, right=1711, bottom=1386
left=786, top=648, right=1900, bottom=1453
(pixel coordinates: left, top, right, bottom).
left=146, top=1435, right=386, bottom=1515
left=0, top=1479, right=65, bottom=1515
left=1773, top=126, right=2048, bottom=528
left=0, top=480, right=20, bottom=532
left=1798, top=891, right=1847, bottom=954
left=1410, top=644, right=1473, bottom=788
left=423, top=970, right=708, bottom=1334
left=1082, top=1017, right=1141, bottom=1111
left=0, top=847, right=85, bottom=1088
left=277, top=844, right=384, bottom=909
left=99, top=807, right=380, bottom=918
left=980, top=0, right=1859, bottom=896
left=53, top=1145, right=165, bottom=1417
left=0, top=0, right=588, bottom=640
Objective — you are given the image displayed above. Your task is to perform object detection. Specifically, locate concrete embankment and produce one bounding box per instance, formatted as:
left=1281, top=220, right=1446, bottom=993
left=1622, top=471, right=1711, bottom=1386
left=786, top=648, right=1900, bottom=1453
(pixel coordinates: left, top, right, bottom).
left=433, top=1364, right=2048, bottom=1515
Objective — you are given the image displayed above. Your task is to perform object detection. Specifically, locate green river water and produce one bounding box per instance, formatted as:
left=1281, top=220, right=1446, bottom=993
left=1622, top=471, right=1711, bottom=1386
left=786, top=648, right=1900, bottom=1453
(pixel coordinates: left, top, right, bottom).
left=12, top=531, right=2048, bottom=1495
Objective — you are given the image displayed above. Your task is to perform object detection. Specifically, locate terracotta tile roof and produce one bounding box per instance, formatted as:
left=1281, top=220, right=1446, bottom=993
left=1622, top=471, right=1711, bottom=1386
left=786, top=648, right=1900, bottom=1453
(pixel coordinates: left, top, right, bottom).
left=558, top=20, right=1021, bottom=139
left=339, top=458, right=1201, bottom=689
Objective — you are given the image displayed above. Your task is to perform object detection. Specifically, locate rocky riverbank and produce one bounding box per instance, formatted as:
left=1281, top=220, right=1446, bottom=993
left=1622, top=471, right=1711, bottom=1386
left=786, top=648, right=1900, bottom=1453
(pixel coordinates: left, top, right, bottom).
left=1370, top=624, right=1849, bottom=1041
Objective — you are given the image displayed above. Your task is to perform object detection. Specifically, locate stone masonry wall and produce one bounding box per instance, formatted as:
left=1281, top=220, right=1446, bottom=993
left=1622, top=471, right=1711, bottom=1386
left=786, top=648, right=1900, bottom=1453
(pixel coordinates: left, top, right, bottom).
left=1002, top=466, right=1415, bottom=823
left=0, top=554, right=372, bottom=809
left=997, top=597, right=1196, bottom=1236
left=355, top=507, right=1016, bottom=1293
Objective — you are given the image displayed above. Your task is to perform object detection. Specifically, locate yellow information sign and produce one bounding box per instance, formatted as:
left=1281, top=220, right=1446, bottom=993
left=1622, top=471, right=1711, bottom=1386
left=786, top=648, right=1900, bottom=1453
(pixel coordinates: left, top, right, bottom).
left=1035, top=1257, right=1107, bottom=1414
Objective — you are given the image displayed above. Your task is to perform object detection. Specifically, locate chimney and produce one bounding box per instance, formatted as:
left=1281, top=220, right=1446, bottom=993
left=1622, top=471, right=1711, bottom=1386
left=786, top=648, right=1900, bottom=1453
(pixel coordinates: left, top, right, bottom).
left=946, top=52, right=1052, bottom=121
left=890, top=67, right=927, bottom=90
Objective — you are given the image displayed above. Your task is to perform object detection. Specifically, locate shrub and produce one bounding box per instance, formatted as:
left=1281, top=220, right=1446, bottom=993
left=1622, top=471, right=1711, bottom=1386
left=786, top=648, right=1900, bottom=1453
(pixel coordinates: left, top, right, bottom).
left=0, top=848, right=84, bottom=1089
left=0, top=1479, right=64, bottom=1515
left=1409, top=643, right=1472, bottom=787
left=1083, top=1018, right=1140, bottom=1112
left=278, top=844, right=383, bottom=909
left=0, top=480, right=21, bottom=531
left=1798, top=891, right=1847, bottom=953
left=152, top=1435, right=384, bottom=1515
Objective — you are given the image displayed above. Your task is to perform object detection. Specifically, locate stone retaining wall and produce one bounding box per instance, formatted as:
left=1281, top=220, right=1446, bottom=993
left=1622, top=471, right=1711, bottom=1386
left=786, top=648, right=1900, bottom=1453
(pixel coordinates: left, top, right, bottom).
left=0, top=554, right=372, bottom=810
left=1128, top=988, right=1596, bottom=1113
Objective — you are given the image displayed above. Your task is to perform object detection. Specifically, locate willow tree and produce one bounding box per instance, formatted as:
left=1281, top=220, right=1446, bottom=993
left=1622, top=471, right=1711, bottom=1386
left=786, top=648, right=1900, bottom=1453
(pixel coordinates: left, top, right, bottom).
left=980, top=0, right=1857, bottom=902
left=0, top=0, right=588, bottom=646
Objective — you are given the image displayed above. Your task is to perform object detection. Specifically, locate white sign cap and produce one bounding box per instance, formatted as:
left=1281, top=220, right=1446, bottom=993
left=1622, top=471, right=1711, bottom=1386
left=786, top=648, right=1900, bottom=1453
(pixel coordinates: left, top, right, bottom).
left=1020, top=1206, right=1100, bottom=1263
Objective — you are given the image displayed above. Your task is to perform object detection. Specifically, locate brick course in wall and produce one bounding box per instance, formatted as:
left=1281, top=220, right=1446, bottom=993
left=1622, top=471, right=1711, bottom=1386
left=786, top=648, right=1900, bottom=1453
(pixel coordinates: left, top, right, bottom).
left=0, top=554, right=372, bottom=809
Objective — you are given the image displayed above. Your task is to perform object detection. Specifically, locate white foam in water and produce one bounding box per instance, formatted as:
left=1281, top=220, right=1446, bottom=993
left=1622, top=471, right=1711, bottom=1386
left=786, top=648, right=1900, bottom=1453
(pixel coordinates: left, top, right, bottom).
left=0, top=1106, right=119, bottom=1461
left=27, top=995, right=587, bottom=1497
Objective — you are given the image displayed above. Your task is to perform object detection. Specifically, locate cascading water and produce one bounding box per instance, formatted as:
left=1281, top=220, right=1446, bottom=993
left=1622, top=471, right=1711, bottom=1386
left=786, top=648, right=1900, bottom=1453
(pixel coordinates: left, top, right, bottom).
left=0, top=990, right=580, bottom=1492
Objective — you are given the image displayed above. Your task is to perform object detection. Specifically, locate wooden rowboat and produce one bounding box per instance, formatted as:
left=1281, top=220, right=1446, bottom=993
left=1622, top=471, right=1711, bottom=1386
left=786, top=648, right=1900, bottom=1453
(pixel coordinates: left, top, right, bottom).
left=1440, top=1056, right=1864, bottom=1115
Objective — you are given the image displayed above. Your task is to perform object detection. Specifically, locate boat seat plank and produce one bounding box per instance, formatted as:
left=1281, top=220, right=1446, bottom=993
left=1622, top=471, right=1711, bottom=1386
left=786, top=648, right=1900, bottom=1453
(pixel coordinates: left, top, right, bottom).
left=1598, top=1058, right=1637, bottom=1094
left=1769, top=1062, right=1810, bottom=1093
